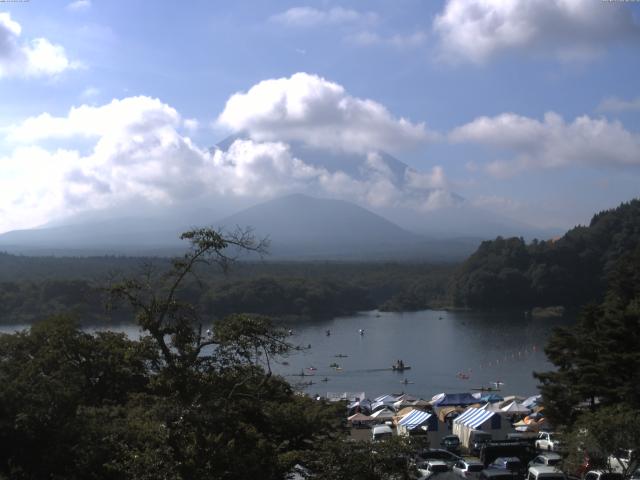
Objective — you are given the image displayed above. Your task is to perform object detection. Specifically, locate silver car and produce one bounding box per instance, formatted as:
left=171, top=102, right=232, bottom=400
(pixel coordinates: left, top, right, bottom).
left=453, top=458, right=485, bottom=480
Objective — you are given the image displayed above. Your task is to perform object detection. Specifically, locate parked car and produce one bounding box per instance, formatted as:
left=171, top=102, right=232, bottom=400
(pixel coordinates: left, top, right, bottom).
left=453, top=457, right=485, bottom=480
left=608, top=449, right=634, bottom=474
left=526, top=466, right=566, bottom=480
left=470, top=432, right=494, bottom=456
left=371, top=424, right=393, bottom=441
left=478, top=469, right=518, bottom=480
left=536, top=432, right=562, bottom=452
left=583, top=471, right=624, bottom=480
left=528, top=453, right=562, bottom=469
left=441, top=435, right=462, bottom=455
left=418, top=449, right=461, bottom=467
left=417, top=460, right=450, bottom=478
left=488, top=457, right=523, bottom=474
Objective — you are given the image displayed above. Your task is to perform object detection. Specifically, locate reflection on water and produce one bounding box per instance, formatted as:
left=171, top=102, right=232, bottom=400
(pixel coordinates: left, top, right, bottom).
left=0, top=309, right=573, bottom=399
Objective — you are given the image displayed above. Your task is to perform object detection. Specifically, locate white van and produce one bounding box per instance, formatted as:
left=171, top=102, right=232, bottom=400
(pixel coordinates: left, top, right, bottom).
left=527, top=466, right=566, bottom=480
left=372, top=424, right=393, bottom=441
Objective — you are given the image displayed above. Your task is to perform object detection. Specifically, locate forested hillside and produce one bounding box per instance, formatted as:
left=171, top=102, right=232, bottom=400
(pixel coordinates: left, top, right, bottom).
left=0, top=256, right=453, bottom=324
left=450, top=199, right=640, bottom=308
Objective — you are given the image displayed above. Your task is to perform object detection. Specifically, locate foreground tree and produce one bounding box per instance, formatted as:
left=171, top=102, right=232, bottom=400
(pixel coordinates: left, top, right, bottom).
left=562, top=405, right=640, bottom=479
left=535, top=246, right=640, bottom=479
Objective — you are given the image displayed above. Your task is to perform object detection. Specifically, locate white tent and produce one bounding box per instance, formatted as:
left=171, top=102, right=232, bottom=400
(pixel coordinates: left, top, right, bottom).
left=501, top=401, right=531, bottom=414
left=371, top=408, right=395, bottom=422
left=453, top=407, right=515, bottom=447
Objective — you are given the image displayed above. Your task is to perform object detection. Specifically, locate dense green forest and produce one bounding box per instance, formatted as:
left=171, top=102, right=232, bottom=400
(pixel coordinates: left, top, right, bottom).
left=450, top=199, right=640, bottom=309
left=3, top=198, right=640, bottom=324
left=0, top=254, right=453, bottom=324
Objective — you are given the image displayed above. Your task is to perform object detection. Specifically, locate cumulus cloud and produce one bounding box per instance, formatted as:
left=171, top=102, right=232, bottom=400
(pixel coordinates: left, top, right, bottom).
left=2, top=92, right=450, bottom=233
left=597, top=96, right=640, bottom=113
left=348, top=31, right=427, bottom=48
left=217, top=72, right=436, bottom=154
left=433, top=0, right=640, bottom=64
left=270, top=6, right=377, bottom=27
left=0, top=12, right=77, bottom=78
left=450, top=111, right=640, bottom=176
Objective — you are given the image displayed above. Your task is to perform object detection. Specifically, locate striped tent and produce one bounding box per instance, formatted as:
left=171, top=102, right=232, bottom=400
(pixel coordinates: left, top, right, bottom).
left=398, top=409, right=433, bottom=431
left=454, top=407, right=495, bottom=428
left=453, top=407, right=497, bottom=447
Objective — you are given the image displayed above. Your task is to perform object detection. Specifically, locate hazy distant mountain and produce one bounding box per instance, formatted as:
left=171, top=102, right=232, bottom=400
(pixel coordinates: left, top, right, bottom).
left=0, top=194, right=481, bottom=260
left=216, top=193, right=480, bottom=260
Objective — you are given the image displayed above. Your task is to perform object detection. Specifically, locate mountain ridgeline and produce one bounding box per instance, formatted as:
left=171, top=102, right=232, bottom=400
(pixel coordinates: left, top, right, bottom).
left=450, top=199, right=640, bottom=309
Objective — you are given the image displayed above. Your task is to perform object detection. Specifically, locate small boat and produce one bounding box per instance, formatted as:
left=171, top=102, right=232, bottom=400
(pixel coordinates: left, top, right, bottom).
left=401, top=379, right=414, bottom=385
left=306, top=367, right=317, bottom=371
left=329, top=362, right=340, bottom=368
left=326, top=329, right=331, bottom=336
left=392, top=365, right=411, bottom=371
left=282, top=361, right=289, bottom=366
left=358, top=328, right=365, bottom=335
left=321, top=377, right=329, bottom=382
left=334, top=354, right=349, bottom=358
left=457, top=372, right=471, bottom=380
left=472, top=386, right=500, bottom=392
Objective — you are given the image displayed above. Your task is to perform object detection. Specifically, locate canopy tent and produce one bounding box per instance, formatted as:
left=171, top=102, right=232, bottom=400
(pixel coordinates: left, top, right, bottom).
left=498, top=396, right=525, bottom=408
left=431, top=393, right=445, bottom=403
left=453, top=406, right=514, bottom=447
left=475, top=393, right=504, bottom=403
left=501, top=401, right=531, bottom=414
left=395, top=406, right=418, bottom=419
left=433, top=393, right=478, bottom=407
left=373, top=394, right=397, bottom=403
left=394, top=398, right=430, bottom=411
left=394, top=393, right=418, bottom=402
left=370, top=408, right=395, bottom=422
left=372, top=400, right=396, bottom=412
left=522, top=395, right=542, bottom=408
left=437, top=406, right=464, bottom=423
left=348, top=413, right=373, bottom=422
left=347, top=399, right=372, bottom=416
left=397, top=409, right=433, bottom=432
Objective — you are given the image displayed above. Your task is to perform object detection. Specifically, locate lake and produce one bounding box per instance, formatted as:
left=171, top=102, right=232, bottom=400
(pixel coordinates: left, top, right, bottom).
left=0, top=309, right=573, bottom=401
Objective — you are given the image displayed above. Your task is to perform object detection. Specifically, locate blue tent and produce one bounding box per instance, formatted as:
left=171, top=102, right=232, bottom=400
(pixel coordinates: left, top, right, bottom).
left=433, top=393, right=478, bottom=407
left=480, top=393, right=504, bottom=403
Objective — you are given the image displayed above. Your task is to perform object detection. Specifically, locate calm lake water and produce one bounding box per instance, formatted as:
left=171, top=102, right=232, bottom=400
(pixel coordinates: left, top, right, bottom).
left=0, top=309, right=573, bottom=401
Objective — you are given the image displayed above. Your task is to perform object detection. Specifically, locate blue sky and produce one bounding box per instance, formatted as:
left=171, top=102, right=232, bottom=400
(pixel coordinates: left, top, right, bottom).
left=1, top=0, right=640, bottom=234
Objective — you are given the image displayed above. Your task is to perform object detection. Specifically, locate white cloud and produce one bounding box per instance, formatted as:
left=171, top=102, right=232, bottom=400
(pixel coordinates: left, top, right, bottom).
left=270, top=6, right=377, bottom=27
left=217, top=72, right=436, bottom=154
left=2, top=92, right=450, bottom=233
left=0, top=12, right=77, bottom=78
left=183, top=118, right=199, bottom=133
left=67, top=0, right=91, bottom=11
left=597, top=96, right=640, bottom=113
left=349, top=31, right=427, bottom=48
left=433, top=0, right=640, bottom=64
left=450, top=111, right=640, bottom=176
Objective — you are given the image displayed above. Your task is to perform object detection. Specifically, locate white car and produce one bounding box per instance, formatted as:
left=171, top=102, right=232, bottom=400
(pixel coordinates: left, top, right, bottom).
left=535, top=432, right=562, bottom=451
left=528, top=453, right=562, bottom=469
left=453, top=458, right=485, bottom=480
left=583, top=471, right=624, bottom=480
left=417, top=460, right=450, bottom=478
